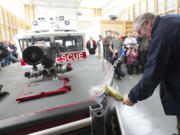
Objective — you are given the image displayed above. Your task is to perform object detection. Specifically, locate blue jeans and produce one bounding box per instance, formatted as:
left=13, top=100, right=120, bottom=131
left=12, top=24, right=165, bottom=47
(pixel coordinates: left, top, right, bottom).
left=2, top=54, right=20, bottom=67
left=105, top=52, right=112, bottom=63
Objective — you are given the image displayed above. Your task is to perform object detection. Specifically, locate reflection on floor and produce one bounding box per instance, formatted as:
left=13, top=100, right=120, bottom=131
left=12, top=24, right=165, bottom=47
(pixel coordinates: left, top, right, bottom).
left=114, top=66, right=177, bottom=135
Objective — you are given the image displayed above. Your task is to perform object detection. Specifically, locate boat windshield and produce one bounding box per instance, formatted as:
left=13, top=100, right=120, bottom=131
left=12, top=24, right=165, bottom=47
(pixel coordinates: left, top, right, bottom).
left=54, top=36, right=83, bottom=52
left=18, top=35, right=83, bottom=53
left=18, top=37, right=51, bottom=52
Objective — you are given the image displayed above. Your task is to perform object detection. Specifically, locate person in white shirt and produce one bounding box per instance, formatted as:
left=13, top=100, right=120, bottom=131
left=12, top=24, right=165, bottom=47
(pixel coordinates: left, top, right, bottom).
left=124, top=33, right=137, bottom=49
left=97, top=35, right=103, bottom=58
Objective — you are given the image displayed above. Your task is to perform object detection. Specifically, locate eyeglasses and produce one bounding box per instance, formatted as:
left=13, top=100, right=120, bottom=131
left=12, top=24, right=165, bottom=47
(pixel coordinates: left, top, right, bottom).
left=137, top=24, right=147, bottom=36
left=137, top=21, right=148, bottom=36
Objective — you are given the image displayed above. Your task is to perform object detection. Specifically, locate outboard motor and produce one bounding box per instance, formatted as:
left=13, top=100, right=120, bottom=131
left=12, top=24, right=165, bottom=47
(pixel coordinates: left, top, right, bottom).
left=23, top=43, right=72, bottom=78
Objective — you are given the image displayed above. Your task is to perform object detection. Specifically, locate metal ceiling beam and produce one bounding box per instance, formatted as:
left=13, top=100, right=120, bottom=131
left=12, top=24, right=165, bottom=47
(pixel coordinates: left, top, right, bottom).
left=34, top=4, right=79, bottom=9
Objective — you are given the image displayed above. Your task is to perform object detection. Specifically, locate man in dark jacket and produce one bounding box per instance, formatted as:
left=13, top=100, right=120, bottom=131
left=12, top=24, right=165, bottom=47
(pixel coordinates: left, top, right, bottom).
left=123, top=12, right=180, bottom=135
left=103, top=30, right=113, bottom=62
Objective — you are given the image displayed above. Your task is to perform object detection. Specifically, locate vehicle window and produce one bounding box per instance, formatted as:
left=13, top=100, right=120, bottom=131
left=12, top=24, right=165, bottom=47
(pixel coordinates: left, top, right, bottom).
left=18, top=36, right=83, bottom=53
left=19, top=37, right=51, bottom=51
left=65, top=41, right=72, bottom=47
left=54, top=36, right=83, bottom=52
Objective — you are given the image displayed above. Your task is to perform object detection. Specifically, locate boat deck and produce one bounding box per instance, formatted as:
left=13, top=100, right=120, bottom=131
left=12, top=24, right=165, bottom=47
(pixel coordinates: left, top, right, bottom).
left=0, top=55, right=113, bottom=134
left=0, top=56, right=177, bottom=135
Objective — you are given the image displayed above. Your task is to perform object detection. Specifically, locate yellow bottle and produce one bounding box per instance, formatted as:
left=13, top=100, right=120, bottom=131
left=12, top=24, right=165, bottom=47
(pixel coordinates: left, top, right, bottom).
left=105, top=85, right=124, bottom=102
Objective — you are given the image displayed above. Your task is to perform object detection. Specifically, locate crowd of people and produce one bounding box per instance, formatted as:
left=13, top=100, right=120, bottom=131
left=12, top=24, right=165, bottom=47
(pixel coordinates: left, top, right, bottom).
left=0, top=40, right=20, bottom=68
left=86, top=30, right=150, bottom=79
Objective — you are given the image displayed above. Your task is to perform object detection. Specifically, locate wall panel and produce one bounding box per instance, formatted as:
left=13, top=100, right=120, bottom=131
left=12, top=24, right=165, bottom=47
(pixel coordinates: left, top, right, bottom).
left=100, top=20, right=133, bottom=36
left=158, top=0, right=164, bottom=14
left=0, top=7, right=3, bottom=25
left=148, top=0, right=154, bottom=12
left=141, top=1, right=146, bottom=13
left=166, top=0, right=175, bottom=11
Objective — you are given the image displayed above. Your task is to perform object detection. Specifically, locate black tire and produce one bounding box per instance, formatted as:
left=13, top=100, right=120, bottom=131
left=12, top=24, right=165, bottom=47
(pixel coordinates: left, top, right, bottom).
left=0, top=43, right=8, bottom=58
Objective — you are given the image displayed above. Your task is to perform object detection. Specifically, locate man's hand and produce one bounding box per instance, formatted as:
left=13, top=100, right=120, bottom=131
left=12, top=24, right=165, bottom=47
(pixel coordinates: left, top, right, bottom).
left=123, top=95, right=134, bottom=106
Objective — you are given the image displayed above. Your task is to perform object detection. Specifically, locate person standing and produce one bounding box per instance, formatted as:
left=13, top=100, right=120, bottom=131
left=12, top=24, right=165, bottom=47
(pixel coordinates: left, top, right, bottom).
left=110, top=32, right=125, bottom=78
left=9, top=41, right=18, bottom=58
left=103, top=30, right=113, bottom=62
left=122, top=12, right=180, bottom=135
left=97, top=35, right=104, bottom=58
left=110, top=32, right=123, bottom=59
left=86, top=37, right=97, bottom=55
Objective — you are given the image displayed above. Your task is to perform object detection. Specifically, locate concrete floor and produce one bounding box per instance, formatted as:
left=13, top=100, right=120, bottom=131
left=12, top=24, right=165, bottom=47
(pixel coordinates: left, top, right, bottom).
left=114, top=65, right=177, bottom=135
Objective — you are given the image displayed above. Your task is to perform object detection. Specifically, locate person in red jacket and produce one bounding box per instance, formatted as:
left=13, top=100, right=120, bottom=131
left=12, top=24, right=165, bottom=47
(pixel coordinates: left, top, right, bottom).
left=86, top=37, right=97, bottom=55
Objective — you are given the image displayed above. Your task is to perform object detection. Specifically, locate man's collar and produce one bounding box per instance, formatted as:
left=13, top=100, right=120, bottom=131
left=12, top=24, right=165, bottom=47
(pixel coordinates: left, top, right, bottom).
left=152, top=15, right=160, bottom=36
